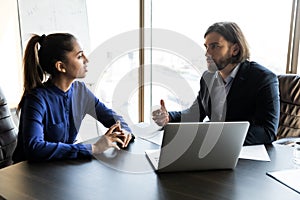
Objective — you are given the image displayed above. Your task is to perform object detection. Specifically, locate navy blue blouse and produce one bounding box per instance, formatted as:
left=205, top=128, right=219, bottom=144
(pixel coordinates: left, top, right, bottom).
left=13, top=81, right=131, bottom=162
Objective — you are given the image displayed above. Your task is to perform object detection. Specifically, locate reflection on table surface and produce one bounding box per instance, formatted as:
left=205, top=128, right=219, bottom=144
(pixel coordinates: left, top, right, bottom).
left=0, top=138, right=299, bottom=200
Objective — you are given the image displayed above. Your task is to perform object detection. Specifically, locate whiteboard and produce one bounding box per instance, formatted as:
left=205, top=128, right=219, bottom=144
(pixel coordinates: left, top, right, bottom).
left=18, top=0, right=90, bottom=54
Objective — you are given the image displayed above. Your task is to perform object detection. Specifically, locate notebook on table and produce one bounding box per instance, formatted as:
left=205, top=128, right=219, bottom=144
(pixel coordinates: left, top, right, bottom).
left=145, top=121, right=249, bottom=173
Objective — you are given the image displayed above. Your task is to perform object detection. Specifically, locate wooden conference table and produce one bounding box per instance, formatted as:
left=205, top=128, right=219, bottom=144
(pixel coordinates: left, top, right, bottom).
left=0, top=137, right=299, bottom=200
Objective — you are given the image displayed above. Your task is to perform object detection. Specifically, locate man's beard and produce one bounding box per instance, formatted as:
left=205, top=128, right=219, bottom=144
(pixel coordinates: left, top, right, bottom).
left=207, top=55, right=233, bottom=73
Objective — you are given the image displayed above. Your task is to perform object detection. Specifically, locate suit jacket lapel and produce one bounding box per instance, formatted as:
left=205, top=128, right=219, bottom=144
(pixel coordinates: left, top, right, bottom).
left=226, top=61, right=249, bottom=104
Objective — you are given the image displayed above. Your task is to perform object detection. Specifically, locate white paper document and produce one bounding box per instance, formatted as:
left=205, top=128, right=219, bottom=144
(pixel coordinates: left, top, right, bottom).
left=238, top=145, right=271, bottom=161
left=140, top=130, right=164, bottom=145
left=267, top=169, right=300, bottom=194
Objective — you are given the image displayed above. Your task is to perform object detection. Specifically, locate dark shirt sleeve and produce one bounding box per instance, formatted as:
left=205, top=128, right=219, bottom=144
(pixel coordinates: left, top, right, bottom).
left=17, top=92, right=92, bottom=162
left=74, top=82, right=132, bottom=133
left=95, top=100, right=132, bottom=133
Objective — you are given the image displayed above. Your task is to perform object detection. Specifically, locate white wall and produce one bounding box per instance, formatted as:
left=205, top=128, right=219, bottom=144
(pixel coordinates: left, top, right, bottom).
left=0, top=1, right=98, bottom=141
left=0, top=0, right=23, bottom=108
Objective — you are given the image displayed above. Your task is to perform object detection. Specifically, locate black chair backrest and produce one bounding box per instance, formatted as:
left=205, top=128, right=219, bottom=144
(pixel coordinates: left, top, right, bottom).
left=277, top=74, right=300, bottom=139
left=0, top=87, right=17, bottom=168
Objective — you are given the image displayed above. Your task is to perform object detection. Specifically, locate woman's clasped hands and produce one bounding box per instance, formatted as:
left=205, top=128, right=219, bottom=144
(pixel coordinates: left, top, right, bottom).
left=92, top=121, right=132, bottom=154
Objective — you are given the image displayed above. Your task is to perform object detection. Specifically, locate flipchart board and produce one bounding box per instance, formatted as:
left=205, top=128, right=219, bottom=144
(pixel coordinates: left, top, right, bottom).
left=17, top=0, right=91, bottom=54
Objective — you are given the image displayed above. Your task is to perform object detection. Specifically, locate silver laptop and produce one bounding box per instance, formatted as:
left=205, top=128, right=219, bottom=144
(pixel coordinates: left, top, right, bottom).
left=145, top=121, right=249, bottom=173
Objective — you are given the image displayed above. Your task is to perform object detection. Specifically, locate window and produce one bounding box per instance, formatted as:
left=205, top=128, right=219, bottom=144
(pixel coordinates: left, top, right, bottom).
left=85, top=0, right=140, bottom=136
left=85, top=0, right=294, bottom=138
left=149, top=0, right=293, bottom=122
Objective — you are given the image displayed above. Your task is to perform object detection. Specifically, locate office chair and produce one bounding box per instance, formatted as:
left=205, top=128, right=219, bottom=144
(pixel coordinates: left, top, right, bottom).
left=0, top=86, right=17, bottom=168
left=276, top=74, right=300, bottom=139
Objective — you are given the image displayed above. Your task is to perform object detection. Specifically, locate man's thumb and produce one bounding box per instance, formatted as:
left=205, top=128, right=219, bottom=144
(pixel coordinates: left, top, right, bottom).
left=160, top=99, right=167, bottom=111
